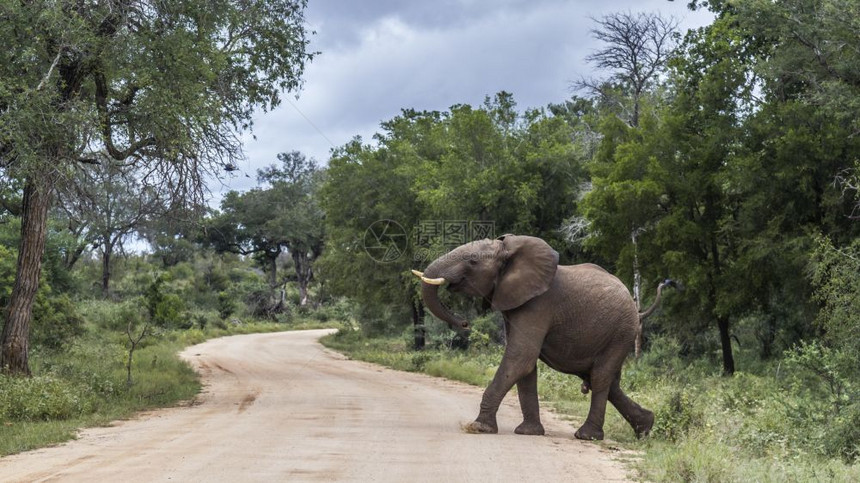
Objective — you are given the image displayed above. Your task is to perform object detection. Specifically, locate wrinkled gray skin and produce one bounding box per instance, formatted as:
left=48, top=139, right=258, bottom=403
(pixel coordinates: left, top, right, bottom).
left=418, top=234, right=654, bottom=440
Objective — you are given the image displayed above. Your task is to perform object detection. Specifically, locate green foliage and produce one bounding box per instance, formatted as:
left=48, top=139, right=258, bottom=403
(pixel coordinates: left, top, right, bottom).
left=30, top=293, right=85, bottom=350
left=320, top=93, right=589, bottom=337
left=0, top=375, right=93, bottom=421
left=1, top=243, right=84, bottom=351
left=206, top=151, right=324, bottom=300
left=652, top=388, right=703, bottom=442
left=0, top=244, right=17, bottom=308
left=824, top=405, right=860, bottom=464
left=467, top=312, right=505, bottom=348
left=580, top=1, right=860, bottom=377
left=217, top=291, right=237, bottom=320
left=144, top=274, right=187, bottom=329
left=810, top=236, right=860, bottom=353
left=0, top=0, right=315, bottom=375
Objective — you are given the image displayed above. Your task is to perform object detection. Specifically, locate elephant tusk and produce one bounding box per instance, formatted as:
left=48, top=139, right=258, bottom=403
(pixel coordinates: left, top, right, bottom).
left=411, top=270, right=424, bottom=278
left=421, top=276, right=446, bottom=285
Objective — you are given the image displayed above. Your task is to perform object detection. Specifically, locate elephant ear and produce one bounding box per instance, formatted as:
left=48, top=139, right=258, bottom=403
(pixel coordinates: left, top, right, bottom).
left=492, top=235, right=559, bottom=311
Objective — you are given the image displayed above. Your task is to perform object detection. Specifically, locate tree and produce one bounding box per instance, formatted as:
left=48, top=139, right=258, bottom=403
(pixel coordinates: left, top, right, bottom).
left=256, top=151, right=324, bottom=306
left=55, top=159, right=161, bottom=293
left=679, top=0, right=860, bottom=363
left=575, top=12, right=679, bottom=351
left=575, top=11, right=679, bottom=128
left=0, top=1, right=314, bottom=375
left=206, top=151, right=323, bottom=307
left=583, top=9, right=755, bottom=374
left=140, top=203, right=206, bottom=268
left=318, top=133, right=426, bottom=341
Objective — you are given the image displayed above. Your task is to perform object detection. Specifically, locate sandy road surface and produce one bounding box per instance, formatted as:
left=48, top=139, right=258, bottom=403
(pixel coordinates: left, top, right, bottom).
left=0, top=329, right=630, bottom=482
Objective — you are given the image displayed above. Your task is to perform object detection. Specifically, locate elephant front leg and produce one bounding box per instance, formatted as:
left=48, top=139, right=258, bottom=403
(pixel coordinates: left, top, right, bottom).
left=465, top=344, right=540, bottom=434
left=514, top=365, right=545, bottom=435
left=463, top=389, right=501, bottom=434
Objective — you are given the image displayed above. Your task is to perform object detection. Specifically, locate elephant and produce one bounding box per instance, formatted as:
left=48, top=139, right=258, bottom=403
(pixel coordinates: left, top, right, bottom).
left=412, top=234, right=660, bottom=441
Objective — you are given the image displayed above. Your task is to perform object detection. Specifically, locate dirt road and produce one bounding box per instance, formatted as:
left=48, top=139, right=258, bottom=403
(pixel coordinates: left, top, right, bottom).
left=0, top=330, right=631, bottom=482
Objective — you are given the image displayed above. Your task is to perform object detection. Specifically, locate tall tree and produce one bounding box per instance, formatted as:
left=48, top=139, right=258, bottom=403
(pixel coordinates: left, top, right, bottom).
left=0, top=1, right=314, bottom=375
left=55, top=159, right=161, bottom=292
left=318, top=131, right=426, bottom=343
left=575, top=11, right=679, bottom=128
left=256, top=151, right=324, bottom=306
left=583, top=9, right=754, bottom=374
left=207, top=152, right=323, bottom=307
left=576, top=12, right=679, bottom=349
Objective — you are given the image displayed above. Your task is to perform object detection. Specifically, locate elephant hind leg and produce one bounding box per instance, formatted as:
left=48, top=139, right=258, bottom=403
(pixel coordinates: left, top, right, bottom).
left=574, top=371, right=611, bottom=441
left=608, top=376, right=654, bottom=438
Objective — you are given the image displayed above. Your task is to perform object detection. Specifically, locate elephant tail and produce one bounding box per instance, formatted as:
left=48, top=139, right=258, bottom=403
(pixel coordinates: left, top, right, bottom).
left=638, top=279, right=677, bottom=320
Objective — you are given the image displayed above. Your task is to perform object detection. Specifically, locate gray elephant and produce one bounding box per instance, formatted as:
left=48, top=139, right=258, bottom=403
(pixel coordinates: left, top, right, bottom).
left=413, top=234, right=657, bottom=440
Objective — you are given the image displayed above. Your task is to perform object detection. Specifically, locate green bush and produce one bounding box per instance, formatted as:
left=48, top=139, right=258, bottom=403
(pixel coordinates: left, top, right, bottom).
left=652, top=387, right=704, bottom=442
left=217, top=291, right=237, bottom=319
left=824, top=404, right=860, bottom=463
left=145, top=274, right=187, bottom=328
left=0, top=375, right=94, bottom=421
left=1, top=246, right=85, bottom=351
left=469, top=312, right=505, bottom=348
left=31, top=293, right=85, bottom=350
left=646, top=436, right=734, bottom=483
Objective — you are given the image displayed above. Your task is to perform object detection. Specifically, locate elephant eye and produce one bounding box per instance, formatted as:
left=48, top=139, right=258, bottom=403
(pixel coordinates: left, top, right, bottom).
left=468, top=258, right=478, bottom=265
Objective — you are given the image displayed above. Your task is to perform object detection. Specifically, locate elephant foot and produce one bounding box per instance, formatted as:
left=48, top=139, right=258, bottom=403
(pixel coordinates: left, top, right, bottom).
left=574, top=423, right=604, bottom=441
left=463, top=420, right=498, bottom=434
left=634, top=410, right=655, bottom=439
left=514, top=421, right=545, bottom=436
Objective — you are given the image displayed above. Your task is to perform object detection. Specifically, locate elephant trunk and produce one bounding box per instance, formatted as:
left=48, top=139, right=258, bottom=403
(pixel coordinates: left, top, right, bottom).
left=416, top=263, right=470, bottom=334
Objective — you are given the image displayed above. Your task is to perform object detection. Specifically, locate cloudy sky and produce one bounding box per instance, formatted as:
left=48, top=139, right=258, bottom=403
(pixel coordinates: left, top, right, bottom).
left=215, top=0, right=714, bottom=200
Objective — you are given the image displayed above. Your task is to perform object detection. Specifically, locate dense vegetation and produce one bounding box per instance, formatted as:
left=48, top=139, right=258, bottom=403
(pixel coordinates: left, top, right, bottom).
left=1, top=0, right=859, bottom=480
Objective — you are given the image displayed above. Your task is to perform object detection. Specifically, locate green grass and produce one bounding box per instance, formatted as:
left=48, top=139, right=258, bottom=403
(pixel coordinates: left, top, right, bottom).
left=321, top=330, right=860, bottom=482
left=0, top=317, right=341, bottom=456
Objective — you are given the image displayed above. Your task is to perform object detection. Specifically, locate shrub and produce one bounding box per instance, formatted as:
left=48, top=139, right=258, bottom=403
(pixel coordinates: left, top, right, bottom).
left=469, top=313, right=505, bottom=348
left=217, top=291, right=237, bottom=319
left=145, top=274, right=187, bottom=328
left=0, top=375, right=93, bottom=421
left=824, top=404, right=860, bottom=463
left=31, top=293, right=85, bottom=350
left=652, top=387, right=703, bottom=441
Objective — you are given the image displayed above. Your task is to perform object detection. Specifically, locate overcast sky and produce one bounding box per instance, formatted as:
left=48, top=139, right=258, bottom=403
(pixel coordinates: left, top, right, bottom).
left=214, top=0, right=714, bottom=201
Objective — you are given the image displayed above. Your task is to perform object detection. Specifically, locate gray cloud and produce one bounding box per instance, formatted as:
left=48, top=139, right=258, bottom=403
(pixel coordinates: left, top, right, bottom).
left=214, top=0, right=713, bottom=201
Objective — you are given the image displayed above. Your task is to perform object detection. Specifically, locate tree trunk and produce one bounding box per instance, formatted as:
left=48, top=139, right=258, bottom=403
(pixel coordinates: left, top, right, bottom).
left=102, top=238, right=112, bottom=296
left=292, top=250, right=311, bottom=306
left=267, top=253, right=278, bottom=288
left=631, top=228, right=642, bottom=357
left=717, top=315, right=735, bottom=376
left=708, top=232, right=734, bottom=376
left=411, top=300, right=426, bottom=351
left=1, top=175, right=55, bottom=376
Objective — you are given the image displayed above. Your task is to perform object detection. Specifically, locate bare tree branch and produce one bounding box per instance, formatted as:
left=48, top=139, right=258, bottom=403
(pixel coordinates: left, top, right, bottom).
left=573, top=11, right=679, bottom=127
